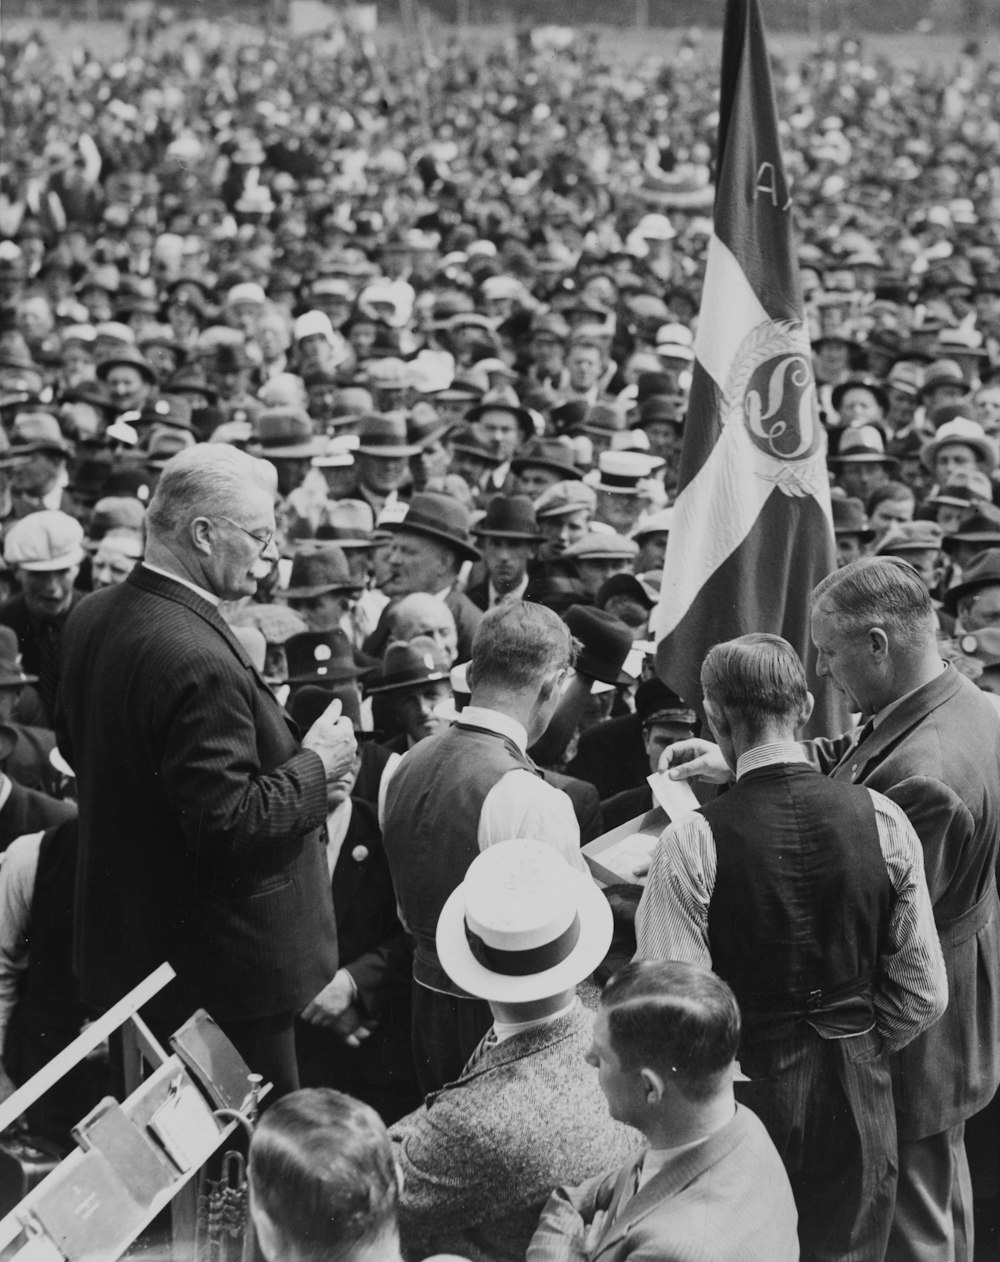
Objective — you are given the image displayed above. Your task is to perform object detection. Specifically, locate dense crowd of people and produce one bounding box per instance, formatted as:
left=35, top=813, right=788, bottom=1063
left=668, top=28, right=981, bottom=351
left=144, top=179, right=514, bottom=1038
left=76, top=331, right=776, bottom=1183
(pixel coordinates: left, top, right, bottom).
left=0, top=13, right=999, bottom=1262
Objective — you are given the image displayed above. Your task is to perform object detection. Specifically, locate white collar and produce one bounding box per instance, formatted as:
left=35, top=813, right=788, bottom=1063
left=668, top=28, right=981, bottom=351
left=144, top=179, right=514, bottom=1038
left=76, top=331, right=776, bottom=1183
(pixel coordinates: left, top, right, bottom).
left=457, top=705, right=528, bottom=754
left=735, top=741, right=811, bottom=781
left=141, top=562, right=221, bottom=608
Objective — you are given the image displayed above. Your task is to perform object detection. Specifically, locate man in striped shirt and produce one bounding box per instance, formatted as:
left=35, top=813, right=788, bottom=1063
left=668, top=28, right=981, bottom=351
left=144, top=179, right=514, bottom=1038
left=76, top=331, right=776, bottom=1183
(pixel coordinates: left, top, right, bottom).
left=635, top=633, right=946, bottom=1262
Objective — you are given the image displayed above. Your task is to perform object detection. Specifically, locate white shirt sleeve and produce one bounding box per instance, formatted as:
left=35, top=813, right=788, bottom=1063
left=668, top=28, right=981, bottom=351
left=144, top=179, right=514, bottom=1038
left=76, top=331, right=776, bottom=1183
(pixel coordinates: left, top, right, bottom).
left=479, top=769, right=586, bottom=871
left=633, top=814, right=716, bottom=967
left=0, top=832, right=43, bottom=1052
left=869, top=790, right=949, bottom=1052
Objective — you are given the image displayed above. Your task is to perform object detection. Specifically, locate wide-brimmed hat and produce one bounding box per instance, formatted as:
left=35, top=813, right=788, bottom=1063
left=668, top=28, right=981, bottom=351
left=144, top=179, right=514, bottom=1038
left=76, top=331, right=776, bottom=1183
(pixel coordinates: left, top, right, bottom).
left=634, top=396, right=684, bottom=430
left=381, top=491, right=482, bottom=562
left=281, top=545, right=362, bottom=599
left=875, top=521, right=943, bottom=554
left=286, top=683, right=380, bottom=741
left=563, top=604, right=634, bottom=686
left=473, top=495, right=544, bottom=542
left=356, top=412, right=421, bottom=458
left=316, top=500, right=380, bottom=549
left=510, top=437, right=581, bottom=481
left=831, top=497, right=875, bottom=540
left=828, top=426, right=897, bottom=467
left=0, top=626, right=38, bottom=688
left=942, top=548, right=1000, bottom=613
left=830, top=376, right=890, bottom=416
left=366, top=637, right=453, bottom=695
left=465, top=394, right=536, bottom=439
left=250, top=408, right=326, bottom=460
left=941, top=513, right=1000, bottom=555
left=919, top=359, right=967, bottom=399
left=445, top=424, right=504, bottom=466
left=593, top=450, right=664, bottom=493
left=436, top=839, right=613, bottom=1002
left=2, top=411, right=74, bottom=460
left=4, top=510, right=86, bottom=572
left=284, top=629, right=374, bottom=684
left=921, top=418, right=998, bottom=473
left=94, top=345, right=157, bottom=385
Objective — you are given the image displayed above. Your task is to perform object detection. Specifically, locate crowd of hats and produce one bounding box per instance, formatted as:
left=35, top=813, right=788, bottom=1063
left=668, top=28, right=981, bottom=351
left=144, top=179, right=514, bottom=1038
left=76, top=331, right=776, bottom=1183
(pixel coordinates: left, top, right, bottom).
left=0, top=23, right=998, bottom=704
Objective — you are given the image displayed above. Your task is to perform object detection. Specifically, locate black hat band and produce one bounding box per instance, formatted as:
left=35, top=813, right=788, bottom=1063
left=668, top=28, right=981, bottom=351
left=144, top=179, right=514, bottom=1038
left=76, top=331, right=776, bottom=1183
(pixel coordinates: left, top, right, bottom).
left=464, top=913, right=580, bottom=977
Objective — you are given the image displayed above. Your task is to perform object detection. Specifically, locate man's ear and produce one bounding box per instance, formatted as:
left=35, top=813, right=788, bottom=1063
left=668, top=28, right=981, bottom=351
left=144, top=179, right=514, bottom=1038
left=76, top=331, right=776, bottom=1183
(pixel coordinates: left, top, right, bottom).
left=190, top=516, right=213, bottom=556
left=868, top=626, right=890, bottom=663
left=640, top=1067, right=665, bottom=1104
left=800, top=691, right=816, bottom=728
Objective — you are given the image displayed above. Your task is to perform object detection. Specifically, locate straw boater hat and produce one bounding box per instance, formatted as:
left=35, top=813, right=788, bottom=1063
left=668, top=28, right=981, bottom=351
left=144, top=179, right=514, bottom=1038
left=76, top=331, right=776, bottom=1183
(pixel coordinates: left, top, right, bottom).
left=436, top=838, right=613, bottom=1002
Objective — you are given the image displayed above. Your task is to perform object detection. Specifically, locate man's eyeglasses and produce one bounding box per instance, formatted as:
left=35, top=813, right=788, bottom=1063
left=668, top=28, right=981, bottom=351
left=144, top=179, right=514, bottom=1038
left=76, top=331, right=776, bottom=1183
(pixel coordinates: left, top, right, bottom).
left=215, top=516, right=275, bottom=552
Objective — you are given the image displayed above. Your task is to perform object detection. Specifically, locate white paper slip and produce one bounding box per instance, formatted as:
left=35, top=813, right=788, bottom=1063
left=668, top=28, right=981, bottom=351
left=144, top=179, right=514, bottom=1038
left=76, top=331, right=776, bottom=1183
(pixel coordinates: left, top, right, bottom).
left=594, top=831, right=660, bottom=882
left=647, top=771, right=700, bottom=819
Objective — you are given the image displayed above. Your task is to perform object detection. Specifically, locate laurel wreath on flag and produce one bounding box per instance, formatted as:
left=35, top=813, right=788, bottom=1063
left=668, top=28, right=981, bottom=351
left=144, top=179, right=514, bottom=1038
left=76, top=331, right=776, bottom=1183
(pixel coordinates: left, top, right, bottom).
left=723, top=318, right=826, bottom=498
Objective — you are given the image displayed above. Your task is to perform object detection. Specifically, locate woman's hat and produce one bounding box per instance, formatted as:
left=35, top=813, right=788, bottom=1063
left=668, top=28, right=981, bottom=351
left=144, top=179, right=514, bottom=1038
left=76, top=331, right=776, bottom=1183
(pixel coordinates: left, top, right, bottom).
left=436, top=839, right=613, bottom=1002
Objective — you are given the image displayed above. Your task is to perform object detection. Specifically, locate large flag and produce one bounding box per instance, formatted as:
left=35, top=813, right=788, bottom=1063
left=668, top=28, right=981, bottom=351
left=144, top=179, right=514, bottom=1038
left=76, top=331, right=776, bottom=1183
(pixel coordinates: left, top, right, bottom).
left=652, top=0, right=847, bottom=737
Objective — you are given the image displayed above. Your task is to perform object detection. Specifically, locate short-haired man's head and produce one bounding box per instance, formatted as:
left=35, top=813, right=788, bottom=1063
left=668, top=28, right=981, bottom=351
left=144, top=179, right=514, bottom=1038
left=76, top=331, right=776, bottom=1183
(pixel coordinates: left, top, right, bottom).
left=700, top=634, right=807, bottom=731
left=602, top=961, right=740, bottom=1103
left=146, top=444, right=277, bottom=541
left=811, top=555, right=934, bottom=650
left=469, top=600, right=574, bottom=692
left=249, top=1089, right=398, bottom=1262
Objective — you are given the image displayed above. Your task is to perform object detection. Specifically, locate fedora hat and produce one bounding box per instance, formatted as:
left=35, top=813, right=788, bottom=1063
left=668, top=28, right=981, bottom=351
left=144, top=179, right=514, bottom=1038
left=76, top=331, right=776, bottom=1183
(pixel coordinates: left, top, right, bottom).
left=316, top=499, right=379, bottom=549
left=828, top=425, right=897, bottom=466
left=94, top=344, right=158, bottom=385
left=251, top=407, right=326, bottom=459
left=134, top=395, right=195, bottom=433
left=942, top=548, right=1000, bottom=613
left=286, top=683, right=379, bottom=740
left=473, top=495, right=544, bottom=542
left=382, top=491, right=482, bottom=562
left=921, top=418, right=997, bottom=474
left=510, top=437, right=581, bottom=482
left=445, top=424, right=504, bottom=466
left=0, top=626, right=37, bottom=688
left=831, top=497, right=875, bottom=540
left=465, top=393, right=536, bottom=439
left=3, top=411, right=74, bottom=459
left=942, top=512, right=1000, bottom=553
left=830, top=376, right=890, bottom=416
left=436, top=839, right=613, bottom=1002
left=284, top=629, right=374, bottom=684
left=563, top=604, right=634, bottom=686
left=281, top=545, right=362, bottom=599
left=366, top=637, right=452, bottom=695
left=166, top=364, right=219, bottom=402
left=635, top=395, right=684, bottom=430
left=356, top=412, right=421, bottom=458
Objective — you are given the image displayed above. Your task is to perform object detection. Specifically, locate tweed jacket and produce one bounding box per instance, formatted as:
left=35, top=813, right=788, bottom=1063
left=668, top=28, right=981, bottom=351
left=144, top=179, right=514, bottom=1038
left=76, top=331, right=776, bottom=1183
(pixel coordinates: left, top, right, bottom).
left=527, top=1105, right=798, bottom=1262
left=55, top=566, right=337, bottom=1022
left=809, top=665, right=1000, bottom=1137
left=390, top=1002, right=641, bottom=1262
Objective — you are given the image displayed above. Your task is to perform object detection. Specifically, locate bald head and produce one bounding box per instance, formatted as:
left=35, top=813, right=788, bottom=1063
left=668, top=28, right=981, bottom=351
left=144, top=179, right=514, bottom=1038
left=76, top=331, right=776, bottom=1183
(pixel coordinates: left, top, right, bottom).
left=388, top=593, right=458, bottom=664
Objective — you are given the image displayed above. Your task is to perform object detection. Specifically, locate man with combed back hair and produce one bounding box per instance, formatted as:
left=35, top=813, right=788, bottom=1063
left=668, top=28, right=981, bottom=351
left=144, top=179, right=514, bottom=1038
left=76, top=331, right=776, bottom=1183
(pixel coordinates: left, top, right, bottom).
left=657, top=556, right=1000, bottom=1262
left=56, top=444, right=357, bottom=1095
left=635, top=632, right=947, bottom=1262
left=529, top=960, right=799, bottom=1262
left=381, top=600, right=585, bottom=1093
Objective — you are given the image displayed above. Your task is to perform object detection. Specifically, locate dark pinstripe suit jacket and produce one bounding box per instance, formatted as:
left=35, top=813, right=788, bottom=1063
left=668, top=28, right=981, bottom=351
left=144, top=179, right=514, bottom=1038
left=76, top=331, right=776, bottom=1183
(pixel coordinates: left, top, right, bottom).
left=55, top=566, right=338, bottom=1022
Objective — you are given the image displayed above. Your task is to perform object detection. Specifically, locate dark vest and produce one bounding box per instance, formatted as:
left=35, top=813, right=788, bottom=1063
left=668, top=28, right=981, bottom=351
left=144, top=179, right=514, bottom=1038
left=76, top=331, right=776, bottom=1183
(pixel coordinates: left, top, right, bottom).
left=704, top=763, right=891, bottom=1040
left=382, top=721, right=538, bottom=996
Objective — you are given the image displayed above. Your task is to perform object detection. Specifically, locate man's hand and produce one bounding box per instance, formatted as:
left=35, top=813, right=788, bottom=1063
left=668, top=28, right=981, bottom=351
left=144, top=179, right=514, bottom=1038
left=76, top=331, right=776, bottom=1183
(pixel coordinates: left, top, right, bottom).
left=301, top=698, right=358, bottom=780
left=301, top=971, right=372, bottom=1047
left=658, top=738, right=733, bottom=783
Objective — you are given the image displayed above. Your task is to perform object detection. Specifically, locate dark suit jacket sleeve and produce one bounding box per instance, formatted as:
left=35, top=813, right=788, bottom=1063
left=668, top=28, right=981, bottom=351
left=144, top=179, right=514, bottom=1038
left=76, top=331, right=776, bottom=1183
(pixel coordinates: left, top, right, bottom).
left=880, top=774, right=972, bottom=906
left=344, top=931, right=412, bottom=1023
left=156, top=649, right=327, bottom=865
